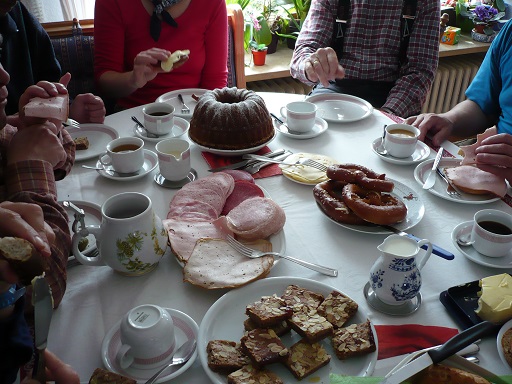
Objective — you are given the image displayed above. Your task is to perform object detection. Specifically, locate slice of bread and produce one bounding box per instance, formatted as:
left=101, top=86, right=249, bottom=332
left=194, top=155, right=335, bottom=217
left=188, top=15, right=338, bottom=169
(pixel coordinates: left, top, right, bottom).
left=0, top=237, right=45, bottom=286
left=23, top=94, right=69, bottom=122
left=414, top=364, right=491, bottom=384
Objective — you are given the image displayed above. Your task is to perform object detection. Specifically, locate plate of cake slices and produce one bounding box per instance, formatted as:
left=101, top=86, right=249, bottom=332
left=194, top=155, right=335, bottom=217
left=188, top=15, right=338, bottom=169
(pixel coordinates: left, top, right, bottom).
left=156, top=88, right=209, bottom=119
left=67, top=124, right=119, bottom=162
left=198, top=276, right=378, bottom=384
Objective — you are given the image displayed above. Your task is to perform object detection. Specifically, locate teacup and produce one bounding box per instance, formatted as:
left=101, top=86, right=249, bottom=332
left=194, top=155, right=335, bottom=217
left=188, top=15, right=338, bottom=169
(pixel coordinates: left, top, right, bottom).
left=99, top=137, right=144, bottom=174
left=155, top=138, right=191, bottom=181
left=280, top=101, right=317, bottom=133
left=116, top=304, right=176, bottom=369
left=471, top=209, right=512, bottom=257
left=383, top=124, right=420, bottom=158
left=71, top=192, right=168, bottom=275
left=143, top=102, right=175, bottom=135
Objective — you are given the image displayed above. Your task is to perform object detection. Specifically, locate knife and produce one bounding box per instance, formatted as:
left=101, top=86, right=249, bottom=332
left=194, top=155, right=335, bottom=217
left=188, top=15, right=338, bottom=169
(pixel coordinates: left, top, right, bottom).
left=379, top=321, right=500, bottom=384
left=208, top=149, right=286, bottom=172
left=422, top=147, right=444, bottom=189
left=33, top=277, right=53, bottom=383
left=379, top=224, right=454, bottom=260
left=245, top=151, right=293, bottom=174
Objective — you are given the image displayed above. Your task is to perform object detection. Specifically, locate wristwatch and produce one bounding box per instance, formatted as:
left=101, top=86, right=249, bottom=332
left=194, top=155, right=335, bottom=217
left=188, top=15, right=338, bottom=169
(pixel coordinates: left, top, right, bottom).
left=0, top=285, right=26, bottom=309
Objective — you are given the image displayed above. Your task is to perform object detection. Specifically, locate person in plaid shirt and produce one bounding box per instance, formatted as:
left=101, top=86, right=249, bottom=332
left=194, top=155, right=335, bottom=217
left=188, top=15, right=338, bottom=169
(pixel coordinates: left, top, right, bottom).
left=290, top=0, right=440, bottom=118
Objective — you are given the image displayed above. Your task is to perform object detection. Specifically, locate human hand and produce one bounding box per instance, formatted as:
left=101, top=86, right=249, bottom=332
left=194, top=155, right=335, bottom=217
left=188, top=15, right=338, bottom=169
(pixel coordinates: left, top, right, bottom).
left=6, top=121, right=67, bottom=169
left=131, top=48, right=171, bottom=89
left=21, top=350, right=80, bottom=384
left=474, top=133, right=512, bottom=184
left=304, top=47, right=345, bottom=87
left=405, top=113, right=455, bottom=146
left=70, top=93, right=106, bottom=124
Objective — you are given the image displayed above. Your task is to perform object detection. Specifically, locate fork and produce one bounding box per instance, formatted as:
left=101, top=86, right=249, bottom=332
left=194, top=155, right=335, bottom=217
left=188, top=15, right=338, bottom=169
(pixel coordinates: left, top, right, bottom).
left=435, top=167, right=462, bottom=198
left=226, top=235, right=338, bottom=276
left=63, top=118, right=80, bottom=128
left=177, top=94, right=190, bottom=114
left=242, top=154, right=328, bottom=171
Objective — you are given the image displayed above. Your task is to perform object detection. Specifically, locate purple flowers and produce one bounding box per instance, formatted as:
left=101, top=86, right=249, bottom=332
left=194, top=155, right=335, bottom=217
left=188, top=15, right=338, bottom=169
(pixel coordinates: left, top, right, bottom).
left=472, top=5, right=498, bottom=23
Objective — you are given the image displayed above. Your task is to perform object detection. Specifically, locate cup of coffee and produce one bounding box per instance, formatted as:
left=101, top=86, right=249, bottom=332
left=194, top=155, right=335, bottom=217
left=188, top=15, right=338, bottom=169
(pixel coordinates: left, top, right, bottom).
left=155, top=138, right=191, bottom=181
left=71, top=192, right=168, bottom=274
left=99, top=137, right=144, bottom=174
left=143, top=102, right=175, bottom=135
left=280, top=101, right=317, bottom=133
left=471, top=209, right=512, bottom=257
left=383, top=124, right=420, bottom=158
left=116, top=304, right=176, bottom=369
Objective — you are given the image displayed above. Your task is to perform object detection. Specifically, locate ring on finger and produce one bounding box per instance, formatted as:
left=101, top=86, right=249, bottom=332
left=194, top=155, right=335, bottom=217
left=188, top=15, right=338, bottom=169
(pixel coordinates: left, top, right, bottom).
left=312, top=60, right=320, bottom=65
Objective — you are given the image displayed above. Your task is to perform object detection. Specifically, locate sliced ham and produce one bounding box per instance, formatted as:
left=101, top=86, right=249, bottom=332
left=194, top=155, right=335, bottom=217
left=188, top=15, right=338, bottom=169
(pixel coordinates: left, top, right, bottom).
left=181, top=173, right=235, bottom=200
left=445, top=165, right=508, bottom=197
left=460, top=127, right=497, bottom=165
left=167, top=197, right=218, bottom=221
left=221, top=181, right=264, bottom=216
left=226, top=197, right=286, bottom=240
left=218, top=169, right=255, bottom=183
left=171, top=188, right=224, bottom=217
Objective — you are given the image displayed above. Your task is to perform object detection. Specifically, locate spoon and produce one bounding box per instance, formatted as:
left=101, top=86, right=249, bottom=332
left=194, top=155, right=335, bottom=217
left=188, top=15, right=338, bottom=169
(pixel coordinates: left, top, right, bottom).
left=131, top=116, right=159, bottom=138
left=456, top=232, right=475, bottom=247
left=81, top=165, right=139, bottom=177
left=375, top=124, right=388, bottom=156
left=144, top=339, right=196, bottom=384
left=270, top=113, right=304, bottom=135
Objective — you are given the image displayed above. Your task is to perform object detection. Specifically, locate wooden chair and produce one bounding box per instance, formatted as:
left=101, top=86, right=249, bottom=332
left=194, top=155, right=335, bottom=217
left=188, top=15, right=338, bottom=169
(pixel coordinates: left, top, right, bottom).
left=227, top=4, right=246, bottom=89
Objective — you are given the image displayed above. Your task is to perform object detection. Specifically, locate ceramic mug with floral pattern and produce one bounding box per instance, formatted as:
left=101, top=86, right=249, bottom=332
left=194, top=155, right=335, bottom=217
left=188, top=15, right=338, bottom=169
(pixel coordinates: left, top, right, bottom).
left=72, top=192, right=167, bottom=275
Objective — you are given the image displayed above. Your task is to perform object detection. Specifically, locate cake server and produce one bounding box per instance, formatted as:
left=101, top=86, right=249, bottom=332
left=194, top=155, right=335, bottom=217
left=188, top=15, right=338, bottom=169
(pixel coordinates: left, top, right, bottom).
left=378, top=321, right=500, bottom=384
left=422, top=147, right=444, bottom=189
left=33, top=277, right=53, bottom=383
left=208, top=149, right=286, bottom=172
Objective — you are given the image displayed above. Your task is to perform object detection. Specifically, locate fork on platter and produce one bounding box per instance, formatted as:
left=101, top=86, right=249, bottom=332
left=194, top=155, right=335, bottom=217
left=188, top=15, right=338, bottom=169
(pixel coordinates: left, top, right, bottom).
left=177, top=94, right=190, bottom=114
left=242, top=154, right=328, bottom=171
left=226, top=235, right=338, bottom=277
left=435, top=167, right=462, bottom=198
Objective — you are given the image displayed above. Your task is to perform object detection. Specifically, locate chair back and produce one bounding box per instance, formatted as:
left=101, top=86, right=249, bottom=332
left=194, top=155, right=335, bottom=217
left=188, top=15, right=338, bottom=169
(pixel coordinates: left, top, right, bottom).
left=227, top=4, right=246, bottom=89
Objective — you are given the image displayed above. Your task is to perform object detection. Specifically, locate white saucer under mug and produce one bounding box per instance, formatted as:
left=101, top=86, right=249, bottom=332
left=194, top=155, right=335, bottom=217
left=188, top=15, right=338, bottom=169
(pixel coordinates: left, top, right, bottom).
left=363, top=282, right=421, bottom=316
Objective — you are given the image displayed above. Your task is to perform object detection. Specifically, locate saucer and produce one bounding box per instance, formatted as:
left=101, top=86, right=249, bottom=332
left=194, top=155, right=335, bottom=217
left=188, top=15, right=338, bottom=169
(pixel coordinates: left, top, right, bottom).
left=364, top=282, right=421, bottom=316
left=154, top=168, right=198, bottom=188
left=102, top=308, right=198, bottom=383
left=371, top=138, right=430, bottom=165
left=95, top=150, right=158, bottom=181
left=451, top=221, right=512, bottom=269
left=273, top=116, right=328, bottom=139
left=133, top=117, right=190, bottom=142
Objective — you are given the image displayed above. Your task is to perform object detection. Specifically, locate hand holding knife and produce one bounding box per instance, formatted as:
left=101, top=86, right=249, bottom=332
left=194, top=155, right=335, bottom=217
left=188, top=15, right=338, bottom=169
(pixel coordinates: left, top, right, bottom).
left=33, top=277, right=53, bottom=384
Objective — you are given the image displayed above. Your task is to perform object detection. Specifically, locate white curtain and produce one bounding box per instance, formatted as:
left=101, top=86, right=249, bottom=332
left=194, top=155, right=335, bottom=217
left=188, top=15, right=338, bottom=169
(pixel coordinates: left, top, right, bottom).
left=20, top=0, right=46, bottom=20
left=21, top=0, right=95, bottom=22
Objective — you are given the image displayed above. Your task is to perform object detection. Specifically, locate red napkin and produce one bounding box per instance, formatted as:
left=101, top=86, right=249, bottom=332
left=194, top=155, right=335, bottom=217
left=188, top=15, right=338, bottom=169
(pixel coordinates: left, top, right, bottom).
left=201, top=146, right=283, bottom=179
left=375, top=324, right=458, bottom=360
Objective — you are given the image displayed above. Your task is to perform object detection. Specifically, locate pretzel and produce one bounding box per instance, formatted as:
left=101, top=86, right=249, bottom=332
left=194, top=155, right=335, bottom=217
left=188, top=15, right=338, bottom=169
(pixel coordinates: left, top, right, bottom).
left=313, top=181, right=366, bottom=225
left=326, top=164, right=394, bottom=193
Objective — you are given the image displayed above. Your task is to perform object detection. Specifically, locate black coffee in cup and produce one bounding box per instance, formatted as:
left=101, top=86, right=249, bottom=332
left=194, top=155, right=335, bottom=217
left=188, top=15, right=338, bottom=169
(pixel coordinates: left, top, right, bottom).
left=149, top=111, right=170, bottom=117
left=479, top=220, right=512, bottom=235
left=112, top=144, right=140, bottom=153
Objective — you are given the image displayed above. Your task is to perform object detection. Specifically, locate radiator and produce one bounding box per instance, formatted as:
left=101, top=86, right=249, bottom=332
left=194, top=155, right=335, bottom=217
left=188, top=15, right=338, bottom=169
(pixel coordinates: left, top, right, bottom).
left=247, top=77, right=313, bottom=95
left=422, top=53, right=486, bottom=114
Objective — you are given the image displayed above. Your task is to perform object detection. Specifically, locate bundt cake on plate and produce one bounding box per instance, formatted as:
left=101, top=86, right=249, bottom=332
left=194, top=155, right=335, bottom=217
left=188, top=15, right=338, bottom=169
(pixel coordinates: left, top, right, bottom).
left=189, top=87, right=275, bottom=152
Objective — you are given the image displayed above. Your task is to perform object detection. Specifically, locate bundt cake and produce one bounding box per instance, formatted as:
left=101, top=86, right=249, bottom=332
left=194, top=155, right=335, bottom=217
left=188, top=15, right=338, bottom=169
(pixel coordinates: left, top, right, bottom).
left=189, top=87, right=275, bottom=150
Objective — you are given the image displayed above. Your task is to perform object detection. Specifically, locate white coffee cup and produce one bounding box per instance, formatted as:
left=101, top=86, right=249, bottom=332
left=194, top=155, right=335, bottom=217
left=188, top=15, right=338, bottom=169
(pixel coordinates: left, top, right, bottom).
left=155, top=138, right=191, bottom=181
left=383, top=124, right=420, bottom=158
left=471, top=209, right=512, bottom=257
left=116, top=304, right=176, bottom=370
left=143, top=102, right=175, bottom=135
left=99, top=137, right=144, bottom=174
left=280, top=101, right=317, bottom=133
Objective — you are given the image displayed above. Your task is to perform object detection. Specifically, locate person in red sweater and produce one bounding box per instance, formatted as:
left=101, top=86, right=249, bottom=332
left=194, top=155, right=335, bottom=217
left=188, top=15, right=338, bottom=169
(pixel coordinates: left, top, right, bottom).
left=94, top=0, right=228, bottom=109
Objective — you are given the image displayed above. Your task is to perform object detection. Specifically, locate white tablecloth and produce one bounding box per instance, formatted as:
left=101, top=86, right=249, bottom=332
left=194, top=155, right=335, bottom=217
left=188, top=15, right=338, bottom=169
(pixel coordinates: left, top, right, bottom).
left=51, top=92, right=512, bottom=383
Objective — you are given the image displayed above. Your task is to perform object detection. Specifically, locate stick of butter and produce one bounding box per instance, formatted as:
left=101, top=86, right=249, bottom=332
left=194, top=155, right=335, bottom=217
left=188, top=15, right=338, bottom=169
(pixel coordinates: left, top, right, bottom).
left=475, top=273, right=512, bottom=323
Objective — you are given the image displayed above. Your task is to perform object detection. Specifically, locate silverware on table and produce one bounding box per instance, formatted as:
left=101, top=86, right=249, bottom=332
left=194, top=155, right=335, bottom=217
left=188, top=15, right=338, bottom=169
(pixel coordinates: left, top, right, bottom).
left=245, top=151, right=292, bottom=174
left=422, top=147, right=444, bottom=189
left=269, top=112, right=303, bottom=135
left=436, top=167, right=463, bottom=198
left=144, top=339, right=196, bottom=384
left=178, top=94, right=190, bottom=114
left=375, top=124, right=388, bottom=156
left=207, top=149, right=286, bottom=172
left=81, top=165, right=139, bottom=177
left=33, top=277, right=53, bottom=383
left=242, top=154, right=328, bottom=171
left=131, top=116, right=159, bottom=138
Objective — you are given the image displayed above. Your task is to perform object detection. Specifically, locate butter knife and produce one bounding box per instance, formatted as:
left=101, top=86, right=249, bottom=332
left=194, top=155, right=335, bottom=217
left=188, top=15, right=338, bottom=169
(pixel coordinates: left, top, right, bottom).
left=33, top=277, right=53, bottom=383
left=422, top=147, right=444, bottom=189
left=208, top=149, right=286, bottom=172
left=246, top=151, right=292, bottom=174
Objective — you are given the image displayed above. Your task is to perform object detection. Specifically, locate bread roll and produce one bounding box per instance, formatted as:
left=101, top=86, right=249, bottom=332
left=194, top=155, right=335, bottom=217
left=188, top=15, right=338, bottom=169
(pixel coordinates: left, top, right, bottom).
left=0, top=237, right=45, bottom=286
left=413, top=364, right=491, bottom=384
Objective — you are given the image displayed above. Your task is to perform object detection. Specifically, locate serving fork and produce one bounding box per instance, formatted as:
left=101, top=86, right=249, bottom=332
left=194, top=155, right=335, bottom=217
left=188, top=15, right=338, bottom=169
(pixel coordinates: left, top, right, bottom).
left=63, top=118, right=80, bottom=128
left=226, top=235, right=338, bottom=276
left=435, top=167, right=462, bottom=198
left=242, top=154, right=328, bottom=171
left=177, top=94, right=190, bottom=114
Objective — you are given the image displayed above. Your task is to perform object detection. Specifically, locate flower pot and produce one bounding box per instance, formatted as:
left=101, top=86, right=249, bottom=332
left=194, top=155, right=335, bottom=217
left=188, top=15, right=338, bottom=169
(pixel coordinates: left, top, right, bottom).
left=471, top=28, right=496, bottom=42
left=252, top=50, right=267, bottom=66
left=267, top=33, right=279, bottom=54
left=474, top=23, right=487, bottom=34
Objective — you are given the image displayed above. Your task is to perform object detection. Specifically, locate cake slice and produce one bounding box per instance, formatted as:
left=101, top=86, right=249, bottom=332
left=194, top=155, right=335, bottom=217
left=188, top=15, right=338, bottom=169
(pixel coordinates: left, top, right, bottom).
left=243, top=317, right=291, bottom=336
left=206, top=340, right=250, bottom=373
left=281, top=284, right=324, bottom=311
left=227, top=364, right=283, bottom=384
left=316, top=290, right=358, bottom=328
left=284, top=339, right=331, bottom=380
left=332, top=320, right=376, bottom=360
left=246, top=294, right=292, bottom=327
left=73, top=136, right=90, bottom=150
left=240, top=328, right=289, bottom=367
left=88, top=367, right=136, bottom=384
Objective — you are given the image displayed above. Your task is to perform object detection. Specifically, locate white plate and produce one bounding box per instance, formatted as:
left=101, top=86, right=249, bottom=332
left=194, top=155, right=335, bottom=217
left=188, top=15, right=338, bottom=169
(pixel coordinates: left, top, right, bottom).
left=414, top=158, right=502, bottom=204
left=274, top=116, right=328, bottom=139
left=156, top=88, right=208, bottom=119
left=305, top=93, right=374, bottom=123
left=134, top=116, right=190, bottom=142
left=102, top=308, right=198, bottom=384
left=319, top=179, right=425, bottom=234
left=497, top=318, right=512, bottom=370
left=198, top=276, right=378, bottom=384
left=61, top=200, right=101, bottom=256
left=451, top=221, right=512, bottom=269
left=68, top=124, right=119, bottom=161
left=189, top=132, right=276, bottom=156
left=95, top=149, right=158, bottom=181
left=371, top=138, right=430, bottom=165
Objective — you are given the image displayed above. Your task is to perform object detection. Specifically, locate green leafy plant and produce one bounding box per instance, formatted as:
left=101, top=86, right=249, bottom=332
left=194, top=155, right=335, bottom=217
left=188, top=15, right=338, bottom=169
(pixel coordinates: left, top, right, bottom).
left=226, top=0, right=251, bottom=10
left=250, top=40, right=268, bottom=51
left=275, top=0, right=311, bottom=40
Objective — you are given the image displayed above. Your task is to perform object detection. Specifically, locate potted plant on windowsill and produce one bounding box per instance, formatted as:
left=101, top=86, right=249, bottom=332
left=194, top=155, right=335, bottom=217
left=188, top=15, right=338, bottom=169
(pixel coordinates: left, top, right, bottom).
left=469, top=4, right=504, bottom=42
left=275, top=0, right=311, bottom=49
left=250, top=41, right=268, bottom=66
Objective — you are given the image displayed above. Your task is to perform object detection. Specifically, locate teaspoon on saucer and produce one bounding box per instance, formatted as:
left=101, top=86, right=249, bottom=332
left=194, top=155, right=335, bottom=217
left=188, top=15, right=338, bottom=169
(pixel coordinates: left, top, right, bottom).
left=270, top=113, right=304, bottom=135
left=81, top=165, right=139, bottom=177
left=456, top=232, right=475, bottom=247
left=131, top=116, right=159, bottom=138
left=375, top=124, right=388, bottom=156
left=143, top=339, right=196, bottom=384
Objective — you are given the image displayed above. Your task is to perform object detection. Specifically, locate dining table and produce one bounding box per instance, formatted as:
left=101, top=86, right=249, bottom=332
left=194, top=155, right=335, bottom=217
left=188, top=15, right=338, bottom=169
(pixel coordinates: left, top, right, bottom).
left=51, top=91, right=512, bottom=383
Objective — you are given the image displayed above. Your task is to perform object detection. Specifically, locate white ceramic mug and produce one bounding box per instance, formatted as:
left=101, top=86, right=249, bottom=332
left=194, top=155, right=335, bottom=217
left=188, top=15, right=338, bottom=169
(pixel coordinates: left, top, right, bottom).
left=155, top=138, right=191, bottom=181
left=280, top=101, right=317, bottom=133
left=143, top=102, right=175, bottom=135
left=116, top=304, right=176, bottom=369
left=471, top=209, right=512, bottom=257
left=99, top=137, right=144, bottom=174
left=383, top=124, right=420, bottom=158
left=71, top=192, right=168, bottom=275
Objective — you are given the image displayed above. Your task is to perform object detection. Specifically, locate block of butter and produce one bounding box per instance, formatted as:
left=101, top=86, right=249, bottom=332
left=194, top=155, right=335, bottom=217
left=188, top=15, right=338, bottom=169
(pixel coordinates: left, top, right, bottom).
left=475, top=273, right=512, bottom=323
